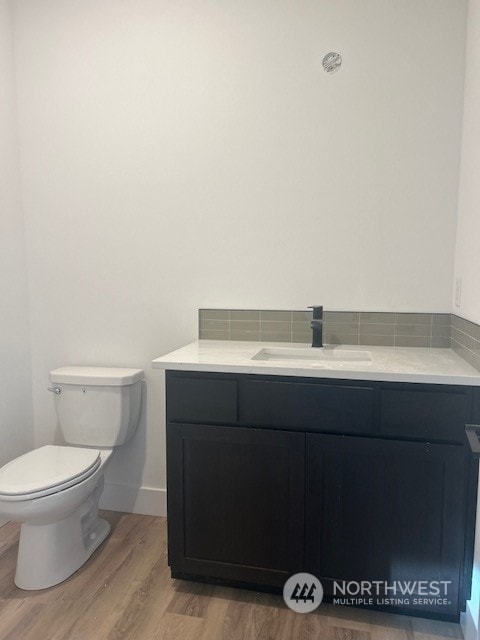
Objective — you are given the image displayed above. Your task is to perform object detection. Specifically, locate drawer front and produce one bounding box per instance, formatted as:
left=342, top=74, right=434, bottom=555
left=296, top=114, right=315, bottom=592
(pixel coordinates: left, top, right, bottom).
left=241, top=380, right=374, bottom=434
left=167, top=374, right=238, bottom=424
left=379, top=386, right=471, bottom=443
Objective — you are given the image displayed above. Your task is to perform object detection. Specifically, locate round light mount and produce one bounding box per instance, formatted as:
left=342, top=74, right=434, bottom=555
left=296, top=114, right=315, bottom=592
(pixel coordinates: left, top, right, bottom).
left=322, top=52, right=342, bottom=74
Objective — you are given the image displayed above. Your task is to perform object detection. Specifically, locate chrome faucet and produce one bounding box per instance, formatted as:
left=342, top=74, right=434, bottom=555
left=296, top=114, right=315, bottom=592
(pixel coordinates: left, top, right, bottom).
left=309, top=305, right=323, bottom=348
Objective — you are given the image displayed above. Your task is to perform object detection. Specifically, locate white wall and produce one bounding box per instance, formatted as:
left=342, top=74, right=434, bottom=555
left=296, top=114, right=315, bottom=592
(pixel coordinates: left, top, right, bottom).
left=11, top=0, right=468, bottom=513
left=0, top=0, right=34, bottom=485
left=455, top=2, right=480, bottom=638
left=454, top=0, right=480, bottom=326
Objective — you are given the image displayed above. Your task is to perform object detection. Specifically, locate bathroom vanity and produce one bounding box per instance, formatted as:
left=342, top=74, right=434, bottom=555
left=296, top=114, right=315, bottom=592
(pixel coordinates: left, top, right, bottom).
left=153, top=342, right=480, bottom=621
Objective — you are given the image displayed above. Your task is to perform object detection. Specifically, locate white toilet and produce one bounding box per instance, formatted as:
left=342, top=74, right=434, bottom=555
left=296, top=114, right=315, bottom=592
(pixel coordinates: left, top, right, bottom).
left=0, top=365, right=144, bottom=590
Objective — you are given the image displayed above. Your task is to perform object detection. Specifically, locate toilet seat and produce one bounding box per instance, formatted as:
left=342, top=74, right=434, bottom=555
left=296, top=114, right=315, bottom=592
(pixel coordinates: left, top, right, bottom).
left=0, top=445, right=101, bottom=502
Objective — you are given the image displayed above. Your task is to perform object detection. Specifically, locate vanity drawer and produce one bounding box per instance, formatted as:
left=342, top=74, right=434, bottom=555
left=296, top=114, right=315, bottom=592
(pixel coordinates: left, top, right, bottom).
left=379, top=386, right=471, bottom=443
left=167, top=374, right=238, bottom=425
left=240, top=380, right=374, bottom=434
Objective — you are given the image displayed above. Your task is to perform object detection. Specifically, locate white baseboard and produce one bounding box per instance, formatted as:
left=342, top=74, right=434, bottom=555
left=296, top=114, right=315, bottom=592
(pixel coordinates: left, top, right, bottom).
left=461, top=600, right=479, bottom=640
left=0, top=486, right=166, bottom=526
left=99, top=482, right=167, bottom=517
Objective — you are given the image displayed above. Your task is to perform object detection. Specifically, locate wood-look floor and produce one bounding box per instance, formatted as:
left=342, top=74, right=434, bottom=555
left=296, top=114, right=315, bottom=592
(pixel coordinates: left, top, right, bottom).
left=0, top=512, right=463, bottom=640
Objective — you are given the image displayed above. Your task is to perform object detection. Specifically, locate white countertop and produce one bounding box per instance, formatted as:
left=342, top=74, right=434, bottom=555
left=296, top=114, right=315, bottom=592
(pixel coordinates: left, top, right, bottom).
left=152, top=340, right=480, bottom=386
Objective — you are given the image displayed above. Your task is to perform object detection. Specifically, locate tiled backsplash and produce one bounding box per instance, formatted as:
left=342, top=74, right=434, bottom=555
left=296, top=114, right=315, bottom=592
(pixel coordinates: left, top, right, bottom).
left=451, top=315, right=480, bottom=372
left=323, top=311, right=452, bottom=348
left=199, top=309, right=452, bottom=348
left=199, top=309, right=313, bottom=343
left=199, top=309, right=480, bottom=372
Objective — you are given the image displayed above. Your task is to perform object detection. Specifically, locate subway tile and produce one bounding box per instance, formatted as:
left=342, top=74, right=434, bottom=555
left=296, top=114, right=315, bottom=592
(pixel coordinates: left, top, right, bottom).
left=394, top=336, right=431, bottom=348
left=452, top=341, right=480, bottom=372
left=324, top=311, right=359, bottom=324
left=451, top=338, right=468, bottom=353
left=230, top=320, right=261, bottom=332
left=475, top=340, right=480, bottom=358
left=200, top=319, right=229, bottom=332
left=325, top=335, right=359, bottom=346
left=199, top=329, right=230, bottom=340
left=197, top=310, right=480, bottom=356
left=230, top=330, right=261, bottom=341
left=451, top=327, right=462, bottom=342
left=292, top=321, right=311, bottom=333
left=432, top=313, right=452, bottom=326
left=452, top=315, right=475, bottom=335
left=199, top=309, right=230, bottom=320
left=395, top=324, right=431, bottom=337
left=430, top=337, right=451, bottom=348
left=451, top=339, right=463, bottom=353
left=359, top=335, right=394, bottom=347
left=462, top=320, right=480, bottom=341
left=452, top=327, right=476, bottom=350
left=292, top=332, right=312, bottom=344
left=325, top=332, right=359, bottom=346
left=444, top=314, right=480, bottom=370
left=431, top=325, right=451, bottom=338
left=260, top=330, right=292, bottom=342
left=260, top=320, right=291, bottom=332
left=359, top=323, right=394, bottom=336
left=230, top=310, right=260, bottom=321
left=260, top=310, right=292, bottom=321
left=451, top=340, right=470, bottom=362
left=470, top=324, right=480, bottom=342
left=451, top=314, right=466, bottom=327
left=324, top=322, right=359, bottom=335
left=359, top=312, right=395, bottom=324
left=462, top=332, right=477, bottom=351
left=395, top=313, right=432, bottom=325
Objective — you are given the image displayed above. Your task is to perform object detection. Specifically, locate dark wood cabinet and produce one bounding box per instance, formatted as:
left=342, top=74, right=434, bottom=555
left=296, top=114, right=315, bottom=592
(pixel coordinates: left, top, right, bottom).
left=167, top=423, right=305, bottom=586
left=165, top=370, right=477, bottom=620
left=305, top=433, right=467, bottom=617
left=379, top=384, right=472, bottom=443
left=241, top=379, right=374, bottom=434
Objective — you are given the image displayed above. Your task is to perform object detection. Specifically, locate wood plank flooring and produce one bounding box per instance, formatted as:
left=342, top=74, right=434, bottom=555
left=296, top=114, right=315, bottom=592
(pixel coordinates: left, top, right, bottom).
left=0, top=512, right=464, bottom=640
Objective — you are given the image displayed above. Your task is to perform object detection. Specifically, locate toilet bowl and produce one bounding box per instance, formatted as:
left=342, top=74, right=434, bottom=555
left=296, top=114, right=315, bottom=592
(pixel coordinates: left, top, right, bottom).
left=0, top=366, right=144, bottom=590
left=0, top=446, right=113, bottom=589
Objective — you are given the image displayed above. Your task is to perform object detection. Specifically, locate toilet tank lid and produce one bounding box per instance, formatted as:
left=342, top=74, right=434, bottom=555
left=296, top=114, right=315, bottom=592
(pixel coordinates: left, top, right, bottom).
left=50, top=366, right=144, bottom=386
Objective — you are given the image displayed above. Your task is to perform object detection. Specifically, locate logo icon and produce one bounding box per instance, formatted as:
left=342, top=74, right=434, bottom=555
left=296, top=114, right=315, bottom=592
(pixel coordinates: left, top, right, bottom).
left=283, top=572, right=324, bottom=613
left=322, top=52, right=342, bottom=74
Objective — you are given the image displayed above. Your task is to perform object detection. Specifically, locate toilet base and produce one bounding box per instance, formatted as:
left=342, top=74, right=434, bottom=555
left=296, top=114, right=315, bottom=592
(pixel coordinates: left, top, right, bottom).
left=14, top=478, right=110, bottom=590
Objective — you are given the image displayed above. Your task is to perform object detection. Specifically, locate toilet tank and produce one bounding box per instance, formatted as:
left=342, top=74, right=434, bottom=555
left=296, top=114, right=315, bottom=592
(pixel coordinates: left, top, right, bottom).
left=49, top=366, right=144, bottom=447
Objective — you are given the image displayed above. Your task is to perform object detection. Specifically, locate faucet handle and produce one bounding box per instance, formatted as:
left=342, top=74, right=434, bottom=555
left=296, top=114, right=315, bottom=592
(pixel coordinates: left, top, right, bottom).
left=308, top=305, right=323, bottom=319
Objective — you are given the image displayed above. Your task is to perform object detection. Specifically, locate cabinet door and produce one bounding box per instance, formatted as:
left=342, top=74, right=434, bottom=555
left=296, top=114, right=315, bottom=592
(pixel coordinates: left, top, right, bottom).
left=167, top=423, right=305, bottom=587
left=305, top=434, right=467, bottom=617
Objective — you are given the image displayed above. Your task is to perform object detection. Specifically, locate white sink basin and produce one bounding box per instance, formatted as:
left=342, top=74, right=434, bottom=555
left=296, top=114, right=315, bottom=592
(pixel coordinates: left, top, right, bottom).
left=251, top=347, right=373, bottom=366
